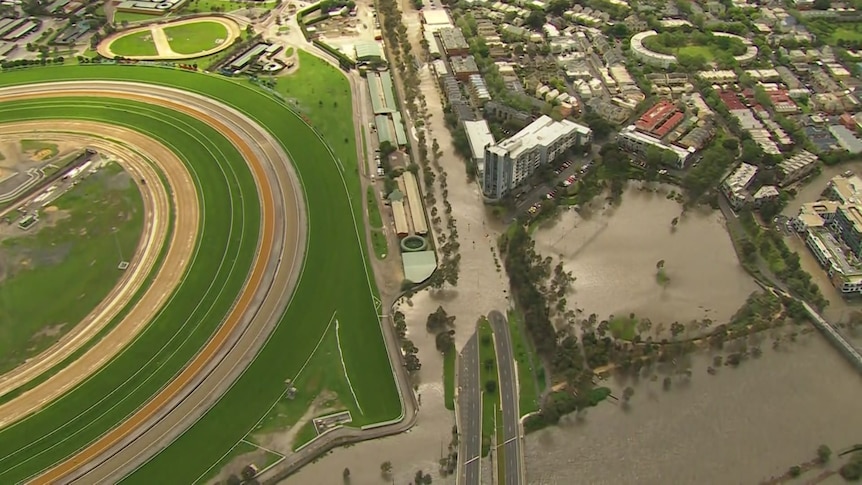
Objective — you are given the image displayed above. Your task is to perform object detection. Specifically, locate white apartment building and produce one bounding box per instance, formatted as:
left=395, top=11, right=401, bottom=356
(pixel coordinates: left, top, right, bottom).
left=616, top=125, right=694, bottom=169
left=483, top=116, right=592, bottom=199
left=722, top=162, right=759, bottom=209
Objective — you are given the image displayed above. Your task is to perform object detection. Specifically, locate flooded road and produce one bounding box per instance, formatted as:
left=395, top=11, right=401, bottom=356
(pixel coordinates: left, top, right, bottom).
left=524, top=332, right=862, bottom=484
left=533, top=184, right=758, bottom=327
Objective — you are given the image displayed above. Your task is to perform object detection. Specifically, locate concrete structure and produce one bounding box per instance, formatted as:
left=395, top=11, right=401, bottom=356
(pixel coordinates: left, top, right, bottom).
left=402, top=171, right=427, bottom=235
left=616, top=125, right=694, bottom=169
left=354, top=41, right=384, bottom=62
left=449, top=55, right=479, bottom=81
left=463, top=119, right=495, bottom=172
left=630, top=30, right=677, bottom=68
left=421, top=9, right=453, bottom=32
left=437, top=27, right=469, bottom=56
left=482, top=116, right=591, bottom=199
left=778, top=150, right=818, bottom=186
left=722, top=162, right=758, bottom=209
left=116, top=0, right=186, bottom=14
left=829, top=125, right=862, bottom=154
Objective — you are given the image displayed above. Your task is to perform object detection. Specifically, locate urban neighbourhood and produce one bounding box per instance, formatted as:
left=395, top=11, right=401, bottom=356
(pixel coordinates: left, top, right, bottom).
left=0, top=0, right=862, bottom=484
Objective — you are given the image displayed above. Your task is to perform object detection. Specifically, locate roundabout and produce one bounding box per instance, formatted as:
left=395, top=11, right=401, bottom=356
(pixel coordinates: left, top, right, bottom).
left=98, top=16, right=242, bottom=60
left=0, top=65, right=404, bottom=483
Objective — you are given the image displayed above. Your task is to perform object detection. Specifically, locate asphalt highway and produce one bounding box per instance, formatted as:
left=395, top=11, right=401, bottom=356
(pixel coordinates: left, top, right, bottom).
left=0, top=81, right=302, bottom=485
left=489, top=311, right=524, bottom=485
left=458, top=332, right=481, bottom=485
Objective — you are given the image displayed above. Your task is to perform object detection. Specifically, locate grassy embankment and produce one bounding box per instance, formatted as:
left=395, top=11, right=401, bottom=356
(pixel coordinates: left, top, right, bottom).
left=0, top=57, right=400, bottom=483
left=0, top=163, right=144, bottom=374
left=443, top=345, right=455, bottom=410
left=506, top=310, right=544, bottom=415
left=365, top=186, right=388, bottom=259
left=163, top=21, right=229, bottom=55
left=478, top=318, right=500, bottom=458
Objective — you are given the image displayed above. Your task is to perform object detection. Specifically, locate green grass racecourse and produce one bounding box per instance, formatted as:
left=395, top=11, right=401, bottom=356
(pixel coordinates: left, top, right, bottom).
left=0, top=64, right=400, bottom=482
left=106, top=31, right=159, bottom=57
left=164, top=20, right=229, bottom=55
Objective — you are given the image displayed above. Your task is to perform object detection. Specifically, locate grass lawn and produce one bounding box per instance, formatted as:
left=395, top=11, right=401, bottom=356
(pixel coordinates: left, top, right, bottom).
left=0, top=163, right=143, bottom=375
left=366, top=186, right=382, bottom=228
left=0, top=59, right=396, bottom=483
left=107, top=31, right=159, bottom=57
left=163, top=20, right=229, bottom=55
left=443, top=346, right=455, bottom=410
left=506, top=310, right=543, bottom=416
left=371, top=230, right=387, bottom=259
left=20, top=139, right=57, bottom=158
left=183, top=0, right=278, bottom=14
left=831, top=26, right=862, bottom=44
left=250, top=319, right=364, bottom=442
left=609, top=315, right=637, bottom=341
left=113, top=12, right=162, bottom=24
left=292, top=420, right=318, bottom=450
left=676, top=45, right=715, bottom=62
left=478, top=318, right=499, bottom=457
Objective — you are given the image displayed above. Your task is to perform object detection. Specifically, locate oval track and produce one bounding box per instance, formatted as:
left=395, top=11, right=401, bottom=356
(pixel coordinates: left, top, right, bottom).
left=0, top=82, right=306, bottom=484
left=0, top=124, right=196, bottom=426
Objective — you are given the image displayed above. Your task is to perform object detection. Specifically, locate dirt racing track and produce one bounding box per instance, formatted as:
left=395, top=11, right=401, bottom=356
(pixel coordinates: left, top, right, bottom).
left=0, top=80, right=307, bottom=484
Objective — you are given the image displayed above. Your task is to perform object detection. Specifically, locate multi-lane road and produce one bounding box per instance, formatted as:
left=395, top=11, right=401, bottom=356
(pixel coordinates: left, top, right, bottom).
left=488, top=311, right=524, bottom=485
left=458, top=333, right=482, bottom=485
left=458, top=312, right=525, bottom=485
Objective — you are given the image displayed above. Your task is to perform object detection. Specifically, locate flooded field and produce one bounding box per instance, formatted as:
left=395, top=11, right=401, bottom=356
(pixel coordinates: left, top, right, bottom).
left=533, top=184, right=758, bottom=327
left=525, top=332, right=862, bottom=484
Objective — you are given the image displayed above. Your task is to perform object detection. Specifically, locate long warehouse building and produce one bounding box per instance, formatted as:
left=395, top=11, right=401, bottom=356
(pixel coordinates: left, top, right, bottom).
left=392, top=199, right=409, bottom=237
left=402, top=171, right=428, bottom=235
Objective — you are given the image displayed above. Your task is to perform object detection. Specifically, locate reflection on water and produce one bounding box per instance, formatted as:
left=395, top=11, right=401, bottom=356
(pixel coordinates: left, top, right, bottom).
left=533, top=184, right=758, bottom=326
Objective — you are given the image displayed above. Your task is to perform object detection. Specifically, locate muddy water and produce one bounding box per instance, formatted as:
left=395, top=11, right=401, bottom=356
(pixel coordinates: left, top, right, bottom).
left=525, top=332, right=862, bottom=484
left=782, top=164, right=862, bottom=328
left=284, top=290, right=457, bottom=485
left=533, top=184, right=758, bottom=326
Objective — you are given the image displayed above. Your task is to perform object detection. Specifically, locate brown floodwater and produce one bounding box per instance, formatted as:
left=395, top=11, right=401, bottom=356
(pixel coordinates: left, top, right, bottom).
left=533, top=184, right=759, bottom=327
left=524, top=332, right=862, bottom=484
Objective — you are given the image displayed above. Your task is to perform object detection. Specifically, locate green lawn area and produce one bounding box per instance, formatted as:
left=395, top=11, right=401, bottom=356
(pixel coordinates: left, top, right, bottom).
left=113, top=11, right=162, bottom=24
left=0, top=163, right=143, bottom=375
left=478, top=318, right=499, bottom=457
left=107, top=31, right=159, bottom=57
left=831, top=26, right=862, bottom=44
left=443, top=346, right=455, bottom=410
left=182, top=0, right=278, bottom=14
left=676, top=45, right=714, bottom=62
left=20, top=139, right=57, bottom=158
left=164, top=20, right=229, bottom=55
left=366, top=186, right=388, bottom=258
left=366, top=186, right=382, bottom=228
left=248, top=318, right=363, bottom=444
left=371, top=230, right=387, bottom=259
left=609, top=315, right=637, bottom=341
left=0, top=60, right=398, bottom=483
left=506, top=310, right=543, bottom=416
left=292, top=420, right=318, bottom=450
